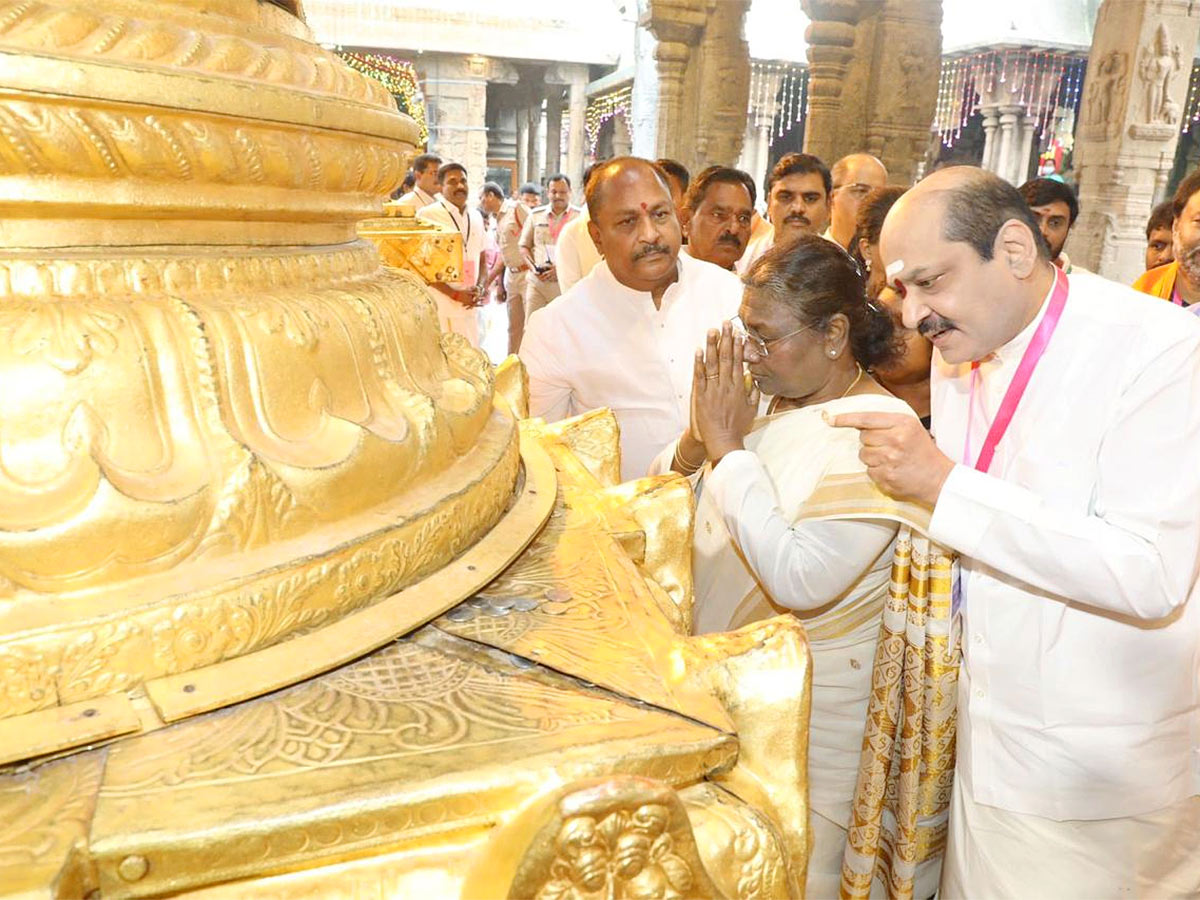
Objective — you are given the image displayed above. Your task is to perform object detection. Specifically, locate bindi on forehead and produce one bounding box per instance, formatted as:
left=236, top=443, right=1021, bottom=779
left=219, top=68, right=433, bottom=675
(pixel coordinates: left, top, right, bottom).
left=640, top=202, right=648, bottom=212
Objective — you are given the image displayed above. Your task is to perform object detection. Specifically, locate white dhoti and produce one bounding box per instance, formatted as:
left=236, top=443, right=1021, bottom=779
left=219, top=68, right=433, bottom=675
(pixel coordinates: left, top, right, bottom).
left=941, top=780, right=1200, bottom=899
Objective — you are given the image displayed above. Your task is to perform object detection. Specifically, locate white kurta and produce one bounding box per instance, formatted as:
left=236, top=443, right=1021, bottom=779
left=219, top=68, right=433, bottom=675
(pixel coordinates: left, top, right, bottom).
left=519, top=253, right=743, bottom=481
left=928, top=270, right=1200, bottom=894
left=735, top=224, right=773, bottom=275
left=553, top=211, right=602, bottom=292
left=653, top=393, right=920, bottom=899
left=417, top=200, right=486, bottom=347
left=397, top=186, right=438, bottom=210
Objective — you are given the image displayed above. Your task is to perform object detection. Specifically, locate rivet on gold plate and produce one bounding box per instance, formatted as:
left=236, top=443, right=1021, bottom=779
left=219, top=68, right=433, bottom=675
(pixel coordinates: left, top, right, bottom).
left=117, top=855, right=150, bottom=882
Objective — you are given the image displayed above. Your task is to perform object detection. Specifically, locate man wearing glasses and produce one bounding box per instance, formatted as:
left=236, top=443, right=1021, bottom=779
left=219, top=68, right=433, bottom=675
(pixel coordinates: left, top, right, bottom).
left=681, top=166, right=758, bottom=271
left=826, top=153, right=888, bottom=250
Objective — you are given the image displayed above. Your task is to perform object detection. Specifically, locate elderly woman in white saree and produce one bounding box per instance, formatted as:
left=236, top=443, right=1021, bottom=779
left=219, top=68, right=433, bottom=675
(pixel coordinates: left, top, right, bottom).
left=652, top=235, right=958, bottom=899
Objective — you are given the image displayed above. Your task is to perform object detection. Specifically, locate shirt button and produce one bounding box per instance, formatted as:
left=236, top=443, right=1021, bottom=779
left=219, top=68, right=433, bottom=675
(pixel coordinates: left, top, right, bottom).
left=973, top=633, right=984, bottom=645
left=974, top=688, right=985, bottom=699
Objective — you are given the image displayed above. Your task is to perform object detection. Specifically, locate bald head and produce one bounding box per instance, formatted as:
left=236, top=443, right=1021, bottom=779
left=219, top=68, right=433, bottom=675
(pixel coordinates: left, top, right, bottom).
left=585, top=157, right=674, bottom=220
left=829, top=153, right=889, bottom=248
left=831, top=153, right=887, bottom=186
left=894, top=166, right=1049, bottom=262
left=879, top=166, right=1057, bottom=365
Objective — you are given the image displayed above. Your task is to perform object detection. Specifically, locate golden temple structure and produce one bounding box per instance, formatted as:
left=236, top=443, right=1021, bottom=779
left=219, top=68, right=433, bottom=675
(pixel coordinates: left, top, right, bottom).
left=0, top=2, right=814, bottom=897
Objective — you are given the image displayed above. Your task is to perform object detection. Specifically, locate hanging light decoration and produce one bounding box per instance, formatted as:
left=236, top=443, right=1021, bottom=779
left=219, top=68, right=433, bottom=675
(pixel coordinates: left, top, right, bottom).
left=1182, top=62, right=1200, bottom=133
left=934, top=49, right=1089, bottom=150
left=584, top=84, right=633, bottom=154
left=747, top=59, right=806, bottom=144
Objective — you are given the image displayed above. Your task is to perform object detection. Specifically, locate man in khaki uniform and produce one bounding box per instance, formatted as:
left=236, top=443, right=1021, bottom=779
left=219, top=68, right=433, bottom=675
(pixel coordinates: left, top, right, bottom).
left=520, top=173, right=581, bottom=321
left=498, top=182, right=541, bottom=353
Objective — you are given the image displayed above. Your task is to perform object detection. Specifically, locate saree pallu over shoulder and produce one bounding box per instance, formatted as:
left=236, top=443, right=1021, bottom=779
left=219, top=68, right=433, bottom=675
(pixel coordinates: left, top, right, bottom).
left=793, top=464, right=958, bottom=900
left=831, top=503, right=959, bottom=900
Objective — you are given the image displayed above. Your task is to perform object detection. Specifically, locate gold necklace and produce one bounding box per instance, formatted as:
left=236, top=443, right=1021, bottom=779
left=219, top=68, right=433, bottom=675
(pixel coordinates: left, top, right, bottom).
left=838, top=364, right=864, bottom=399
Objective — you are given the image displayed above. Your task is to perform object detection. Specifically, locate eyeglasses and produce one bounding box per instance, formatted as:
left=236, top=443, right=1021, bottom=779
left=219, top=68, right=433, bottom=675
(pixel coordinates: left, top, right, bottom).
left=731, top=315, right=808, bottom=358
left=833, top=182, right=874, bottom=199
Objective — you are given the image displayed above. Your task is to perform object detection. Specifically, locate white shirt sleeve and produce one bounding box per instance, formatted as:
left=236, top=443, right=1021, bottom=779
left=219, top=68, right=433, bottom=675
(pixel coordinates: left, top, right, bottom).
left=929, top=335, right=1200, bottom=620
left=518, top=310, right=573, bottom=422
left=556, top=224, right=583, bottom=292
left=705, top=450, right=899, bottom=611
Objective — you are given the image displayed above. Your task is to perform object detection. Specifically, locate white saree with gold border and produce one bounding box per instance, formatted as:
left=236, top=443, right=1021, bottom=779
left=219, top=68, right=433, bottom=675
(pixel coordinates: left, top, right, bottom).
left=680, top=394, right=959, bottom=899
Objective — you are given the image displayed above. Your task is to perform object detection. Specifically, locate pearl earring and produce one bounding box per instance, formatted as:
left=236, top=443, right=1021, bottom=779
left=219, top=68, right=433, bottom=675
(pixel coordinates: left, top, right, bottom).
left=828, top=349, right=837, bottom=357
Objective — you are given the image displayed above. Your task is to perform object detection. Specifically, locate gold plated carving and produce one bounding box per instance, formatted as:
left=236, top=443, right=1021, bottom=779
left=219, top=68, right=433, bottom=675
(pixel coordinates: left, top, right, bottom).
left=0, top=0, right=520, bottom=752
left=359, top=205, right=465, bottom=284
left=0, top=3, right=819, bottom=898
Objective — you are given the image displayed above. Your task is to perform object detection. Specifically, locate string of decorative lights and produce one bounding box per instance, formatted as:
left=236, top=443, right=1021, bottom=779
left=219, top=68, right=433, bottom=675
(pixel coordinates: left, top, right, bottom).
left=747, top=60, right=807, bottom=140
left=1182, top=63, right=1200, bottom=134
left=934, top=49, right=1087, bottom=150
left=337, top=51, right=429, bottom=145
left=584, top=85, right=633, bottom=153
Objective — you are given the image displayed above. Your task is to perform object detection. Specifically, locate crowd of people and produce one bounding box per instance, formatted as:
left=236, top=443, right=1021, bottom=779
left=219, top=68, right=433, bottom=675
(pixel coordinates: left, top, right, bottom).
left=396, top=147, right=1200, bottom=899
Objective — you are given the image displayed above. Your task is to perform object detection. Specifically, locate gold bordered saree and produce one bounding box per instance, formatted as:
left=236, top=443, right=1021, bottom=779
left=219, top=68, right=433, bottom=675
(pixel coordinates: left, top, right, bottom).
left=690, top=395, right=960, bottom=899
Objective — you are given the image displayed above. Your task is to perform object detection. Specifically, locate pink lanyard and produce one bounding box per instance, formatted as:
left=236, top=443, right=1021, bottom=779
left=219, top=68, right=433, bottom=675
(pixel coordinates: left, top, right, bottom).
left=964, top=267, right=1069, bottom=473
left=1171, top=283, right=1184, bottom=306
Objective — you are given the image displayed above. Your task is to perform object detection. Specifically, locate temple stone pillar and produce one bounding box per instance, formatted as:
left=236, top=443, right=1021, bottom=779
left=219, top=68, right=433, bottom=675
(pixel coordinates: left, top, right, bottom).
left=640, top=0, right=751, bottom=172
left=690, top=0, right=752, bottom=169
left=566, top=67, right=588, bottom=193
left=860, top=0, right=943, bottom=185
left=980, top=105, right=1000, bottom=172
left=802, top=0, right=941, bottom=184
left=420, top=53, right=489, bottom=189
left=516, top=106, right=530, bottom=185
left=1015, top=115, right=1036, bottom=185
left=546, top=63, right=588, bottom=192
left=525, top=102, right=540, bottom=183
left=645, top=5, right=703, bottom=163
left=630, top=3, right=660, bottom=158
left=545, top=89, right=563, bottom=176
left=995, top=106, right=1020, bottom=184
left=800, top=0, right=863, bottom=166
left=1069, top=0, right=1200, bottom=281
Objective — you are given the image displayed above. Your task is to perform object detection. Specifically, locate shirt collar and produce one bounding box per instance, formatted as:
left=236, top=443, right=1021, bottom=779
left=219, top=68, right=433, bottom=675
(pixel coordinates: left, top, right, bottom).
left=991, top=271, right=1059, bottom=367
left=596, top=252, right=686, bottom=309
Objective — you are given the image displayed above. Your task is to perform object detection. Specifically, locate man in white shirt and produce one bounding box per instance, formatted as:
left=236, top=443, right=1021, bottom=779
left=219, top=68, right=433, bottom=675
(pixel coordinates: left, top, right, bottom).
left=519, top=173, right=580, bottom=320
left=397, top=152, right=441, bottom=210
left=417, top=162, right=487, bottom=346
left=834, top=166, right=1200, bottom=898
left=555, top=160, right=612, bottom=292
left=520, top=156, right=744, bottom=481
left=737, top=152, right=832, bottom=274
left=553, top=208, right=601, bottom=293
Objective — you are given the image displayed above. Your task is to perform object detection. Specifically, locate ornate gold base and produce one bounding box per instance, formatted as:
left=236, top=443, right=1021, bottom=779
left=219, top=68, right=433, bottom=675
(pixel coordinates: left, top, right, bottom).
left=0, top=411, right=813, bottom=900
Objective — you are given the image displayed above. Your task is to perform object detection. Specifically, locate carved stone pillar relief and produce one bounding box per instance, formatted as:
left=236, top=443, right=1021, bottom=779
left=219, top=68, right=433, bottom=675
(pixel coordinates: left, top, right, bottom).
left=1069, top=0, right=1200, bottom=281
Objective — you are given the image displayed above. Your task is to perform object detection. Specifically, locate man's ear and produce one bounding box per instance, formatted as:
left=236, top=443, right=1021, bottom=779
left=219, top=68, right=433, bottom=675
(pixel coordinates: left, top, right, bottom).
left=995, top=218, right=1039, bottom=279
left=587, top=219, right=605, bottom=258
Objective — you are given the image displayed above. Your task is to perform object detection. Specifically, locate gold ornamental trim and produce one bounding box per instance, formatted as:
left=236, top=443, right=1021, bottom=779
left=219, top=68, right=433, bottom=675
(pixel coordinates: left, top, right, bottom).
left=0, top=414, right=554, bottom=766
left=144, top=427, right=558, bottom=724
